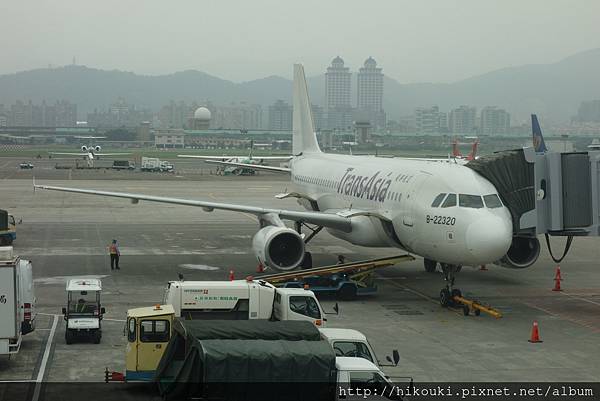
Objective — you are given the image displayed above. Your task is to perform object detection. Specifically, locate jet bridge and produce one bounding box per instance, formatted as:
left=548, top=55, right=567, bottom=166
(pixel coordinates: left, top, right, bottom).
left=467, top=147, right=600, bottom=262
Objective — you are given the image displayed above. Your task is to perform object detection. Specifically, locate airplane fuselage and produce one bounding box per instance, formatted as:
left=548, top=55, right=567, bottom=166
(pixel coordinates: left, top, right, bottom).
left=290, top=152, right=513, bottom=266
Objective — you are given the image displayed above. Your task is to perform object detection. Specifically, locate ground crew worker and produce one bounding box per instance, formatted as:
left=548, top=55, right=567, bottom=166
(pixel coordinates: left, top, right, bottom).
left=109, top=239, right=120, bottom=270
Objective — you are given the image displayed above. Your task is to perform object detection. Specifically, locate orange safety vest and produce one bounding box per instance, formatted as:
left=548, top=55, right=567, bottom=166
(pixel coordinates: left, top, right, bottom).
left=109, top=244, right=119, bottom=255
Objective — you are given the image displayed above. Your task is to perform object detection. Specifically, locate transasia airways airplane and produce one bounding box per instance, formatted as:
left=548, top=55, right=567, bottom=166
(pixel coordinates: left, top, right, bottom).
left=35, top=65, right=527, bottom=305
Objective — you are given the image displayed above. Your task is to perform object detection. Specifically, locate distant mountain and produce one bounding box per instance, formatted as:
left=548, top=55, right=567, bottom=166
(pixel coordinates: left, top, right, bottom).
left=1, top=48, right=599, bottom=123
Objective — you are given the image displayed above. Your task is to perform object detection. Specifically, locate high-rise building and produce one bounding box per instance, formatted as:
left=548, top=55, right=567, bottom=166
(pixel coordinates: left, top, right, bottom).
left=325, top=57, right=353, bottom=129
left=415, top=106, right=442, bottom=133
left=480, top=106, right=510, bottom=134
left=449, top=106, right=477, bottom=133
left=210, top=102, right=263, bottom=130
left=357, top=57, right=385, bottom=128
left=268, top=100, right=292, bottom=130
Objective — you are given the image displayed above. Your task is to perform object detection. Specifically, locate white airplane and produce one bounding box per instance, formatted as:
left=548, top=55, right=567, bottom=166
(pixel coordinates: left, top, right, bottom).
left=35, top=65, right=537, bottom=305
left=50, top=136, right=130, bottom=166
left=178, top=140, right=291, bottom=175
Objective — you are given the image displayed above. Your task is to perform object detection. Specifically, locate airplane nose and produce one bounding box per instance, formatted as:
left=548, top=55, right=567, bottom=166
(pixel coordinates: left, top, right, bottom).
left=466, top=216, right=512, bottom=263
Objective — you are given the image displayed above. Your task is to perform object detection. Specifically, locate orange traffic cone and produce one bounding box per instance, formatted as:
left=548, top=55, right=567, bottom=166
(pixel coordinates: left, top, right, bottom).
left=552, top=266, right=562, bottom=291
left=228, top=269, right=235, bottom=281
left=256, top=262, right=264, bottom=273
left=528, top=321, right=543, bottom=343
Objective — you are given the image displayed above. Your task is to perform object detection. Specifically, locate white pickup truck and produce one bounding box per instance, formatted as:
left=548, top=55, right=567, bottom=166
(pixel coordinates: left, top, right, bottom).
left=321, top=328, right=399, bottom=368
left=163, top=279, right=330, bottom=326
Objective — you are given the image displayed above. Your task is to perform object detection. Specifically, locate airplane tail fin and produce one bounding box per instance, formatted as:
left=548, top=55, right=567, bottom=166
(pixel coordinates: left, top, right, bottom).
left=467, top=139, right=479, bottom=160
left=532, top=114, right=547, bottom=153
left=293, top=64, right=320, bottom=155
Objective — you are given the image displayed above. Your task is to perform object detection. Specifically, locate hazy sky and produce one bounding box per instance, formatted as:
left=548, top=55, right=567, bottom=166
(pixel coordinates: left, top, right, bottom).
left=1, top=0, right=599, bottom=83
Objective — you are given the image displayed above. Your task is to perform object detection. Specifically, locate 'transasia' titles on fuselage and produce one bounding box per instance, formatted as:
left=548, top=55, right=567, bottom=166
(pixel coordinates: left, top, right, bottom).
left=336, top=167, right=414, bottom=203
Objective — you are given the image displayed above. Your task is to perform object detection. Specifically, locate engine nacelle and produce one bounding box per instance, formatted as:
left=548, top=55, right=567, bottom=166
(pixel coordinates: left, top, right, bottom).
left=252, top=226, right=305, bottom=271
left=81, top=145, right=88, bottom=152
left=94, top=145, right=101, bottom=152
left=495, top=236, right=540, bottom=269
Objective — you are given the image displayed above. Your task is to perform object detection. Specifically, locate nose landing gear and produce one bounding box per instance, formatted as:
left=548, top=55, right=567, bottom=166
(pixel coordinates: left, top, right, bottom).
left=439, top=263, right=463, bottom=308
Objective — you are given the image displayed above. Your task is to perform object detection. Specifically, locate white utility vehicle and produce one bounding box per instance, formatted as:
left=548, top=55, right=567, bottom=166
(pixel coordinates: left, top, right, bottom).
left=335, top=357, right=403, bottom=400
left=320, top=328, right=399, bottom=367
left=62, top=278, right=105, bottom=344
left=0, top=247, right=36, bottom=355
left=163, top=279, right=330, bottom=326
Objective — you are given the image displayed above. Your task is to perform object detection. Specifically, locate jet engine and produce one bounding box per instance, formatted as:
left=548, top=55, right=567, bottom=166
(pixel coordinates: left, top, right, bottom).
left=495, top=236, right=540, bottom=268
left=252, top=225, right=305, bottom=271
left=94, top=145, right=101, bottom=152
left=81, top=145, right=88, bottom=152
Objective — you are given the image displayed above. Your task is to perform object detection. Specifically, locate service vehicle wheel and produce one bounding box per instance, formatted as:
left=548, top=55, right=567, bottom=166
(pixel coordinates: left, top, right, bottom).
left=65, top=330, right=73, bottom=345
left=462, top=305, right=470, bottom=316
left=339, top=284, right=357, bottom=301
left=93, top=331, right=101, bottom=344
left=424, top=259, right=437, bottom=273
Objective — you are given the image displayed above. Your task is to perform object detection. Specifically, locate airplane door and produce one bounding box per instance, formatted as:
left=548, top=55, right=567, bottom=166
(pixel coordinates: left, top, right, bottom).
left=401, top=174, right=431, bottom=251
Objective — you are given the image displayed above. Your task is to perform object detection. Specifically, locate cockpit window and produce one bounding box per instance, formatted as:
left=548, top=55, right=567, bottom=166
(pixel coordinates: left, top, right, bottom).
left=483, top=194, right=503, bottom=208
left=431, top=193, right=447, bottom=207
left=441, top=193, right=457, bottom=208
left=459, top=194, right=484, bottom=208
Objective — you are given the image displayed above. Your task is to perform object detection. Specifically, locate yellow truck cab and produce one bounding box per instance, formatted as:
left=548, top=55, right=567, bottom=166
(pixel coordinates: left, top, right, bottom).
left=125, top=304, right=175, bottom=381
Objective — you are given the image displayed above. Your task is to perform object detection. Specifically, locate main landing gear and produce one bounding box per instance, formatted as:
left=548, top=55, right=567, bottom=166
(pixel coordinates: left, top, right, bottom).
left=295, top=221, right=324, bottom=270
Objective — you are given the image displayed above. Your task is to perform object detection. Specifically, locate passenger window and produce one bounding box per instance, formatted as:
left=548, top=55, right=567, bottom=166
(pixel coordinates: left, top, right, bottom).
left=483, top=194, right=503, bottom=208
left=140, top=319, right=170, bottom=342
left=441, top=193, right=457, bottom=208
left=289, top=296, right=321, bottom=319
left=459, top=194, right=484, bottom=208
left=431, top=193, right=447, bottom=207
left=333, top=341, right=374, bottom=362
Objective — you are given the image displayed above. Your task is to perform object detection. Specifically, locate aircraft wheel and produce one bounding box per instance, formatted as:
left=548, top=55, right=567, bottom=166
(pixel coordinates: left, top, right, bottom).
left=424, top=259, right=437, bottom=273
left=439, top=288, right=451, bottom=307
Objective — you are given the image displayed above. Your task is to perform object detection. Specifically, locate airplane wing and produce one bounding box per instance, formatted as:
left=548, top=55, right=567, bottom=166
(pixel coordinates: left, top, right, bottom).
left=49, top=152, right=88, bottom=156
left=249, top=156, right=293, bottom=161
left=204, top=160, right=291, bottom=173
left=95, top=153, right=131, bottom=156
left=178, top=155, right=235, bottom=160
left=33, top=183, right=350, bottom=232
left=177, top=155, right=292, bottom=161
